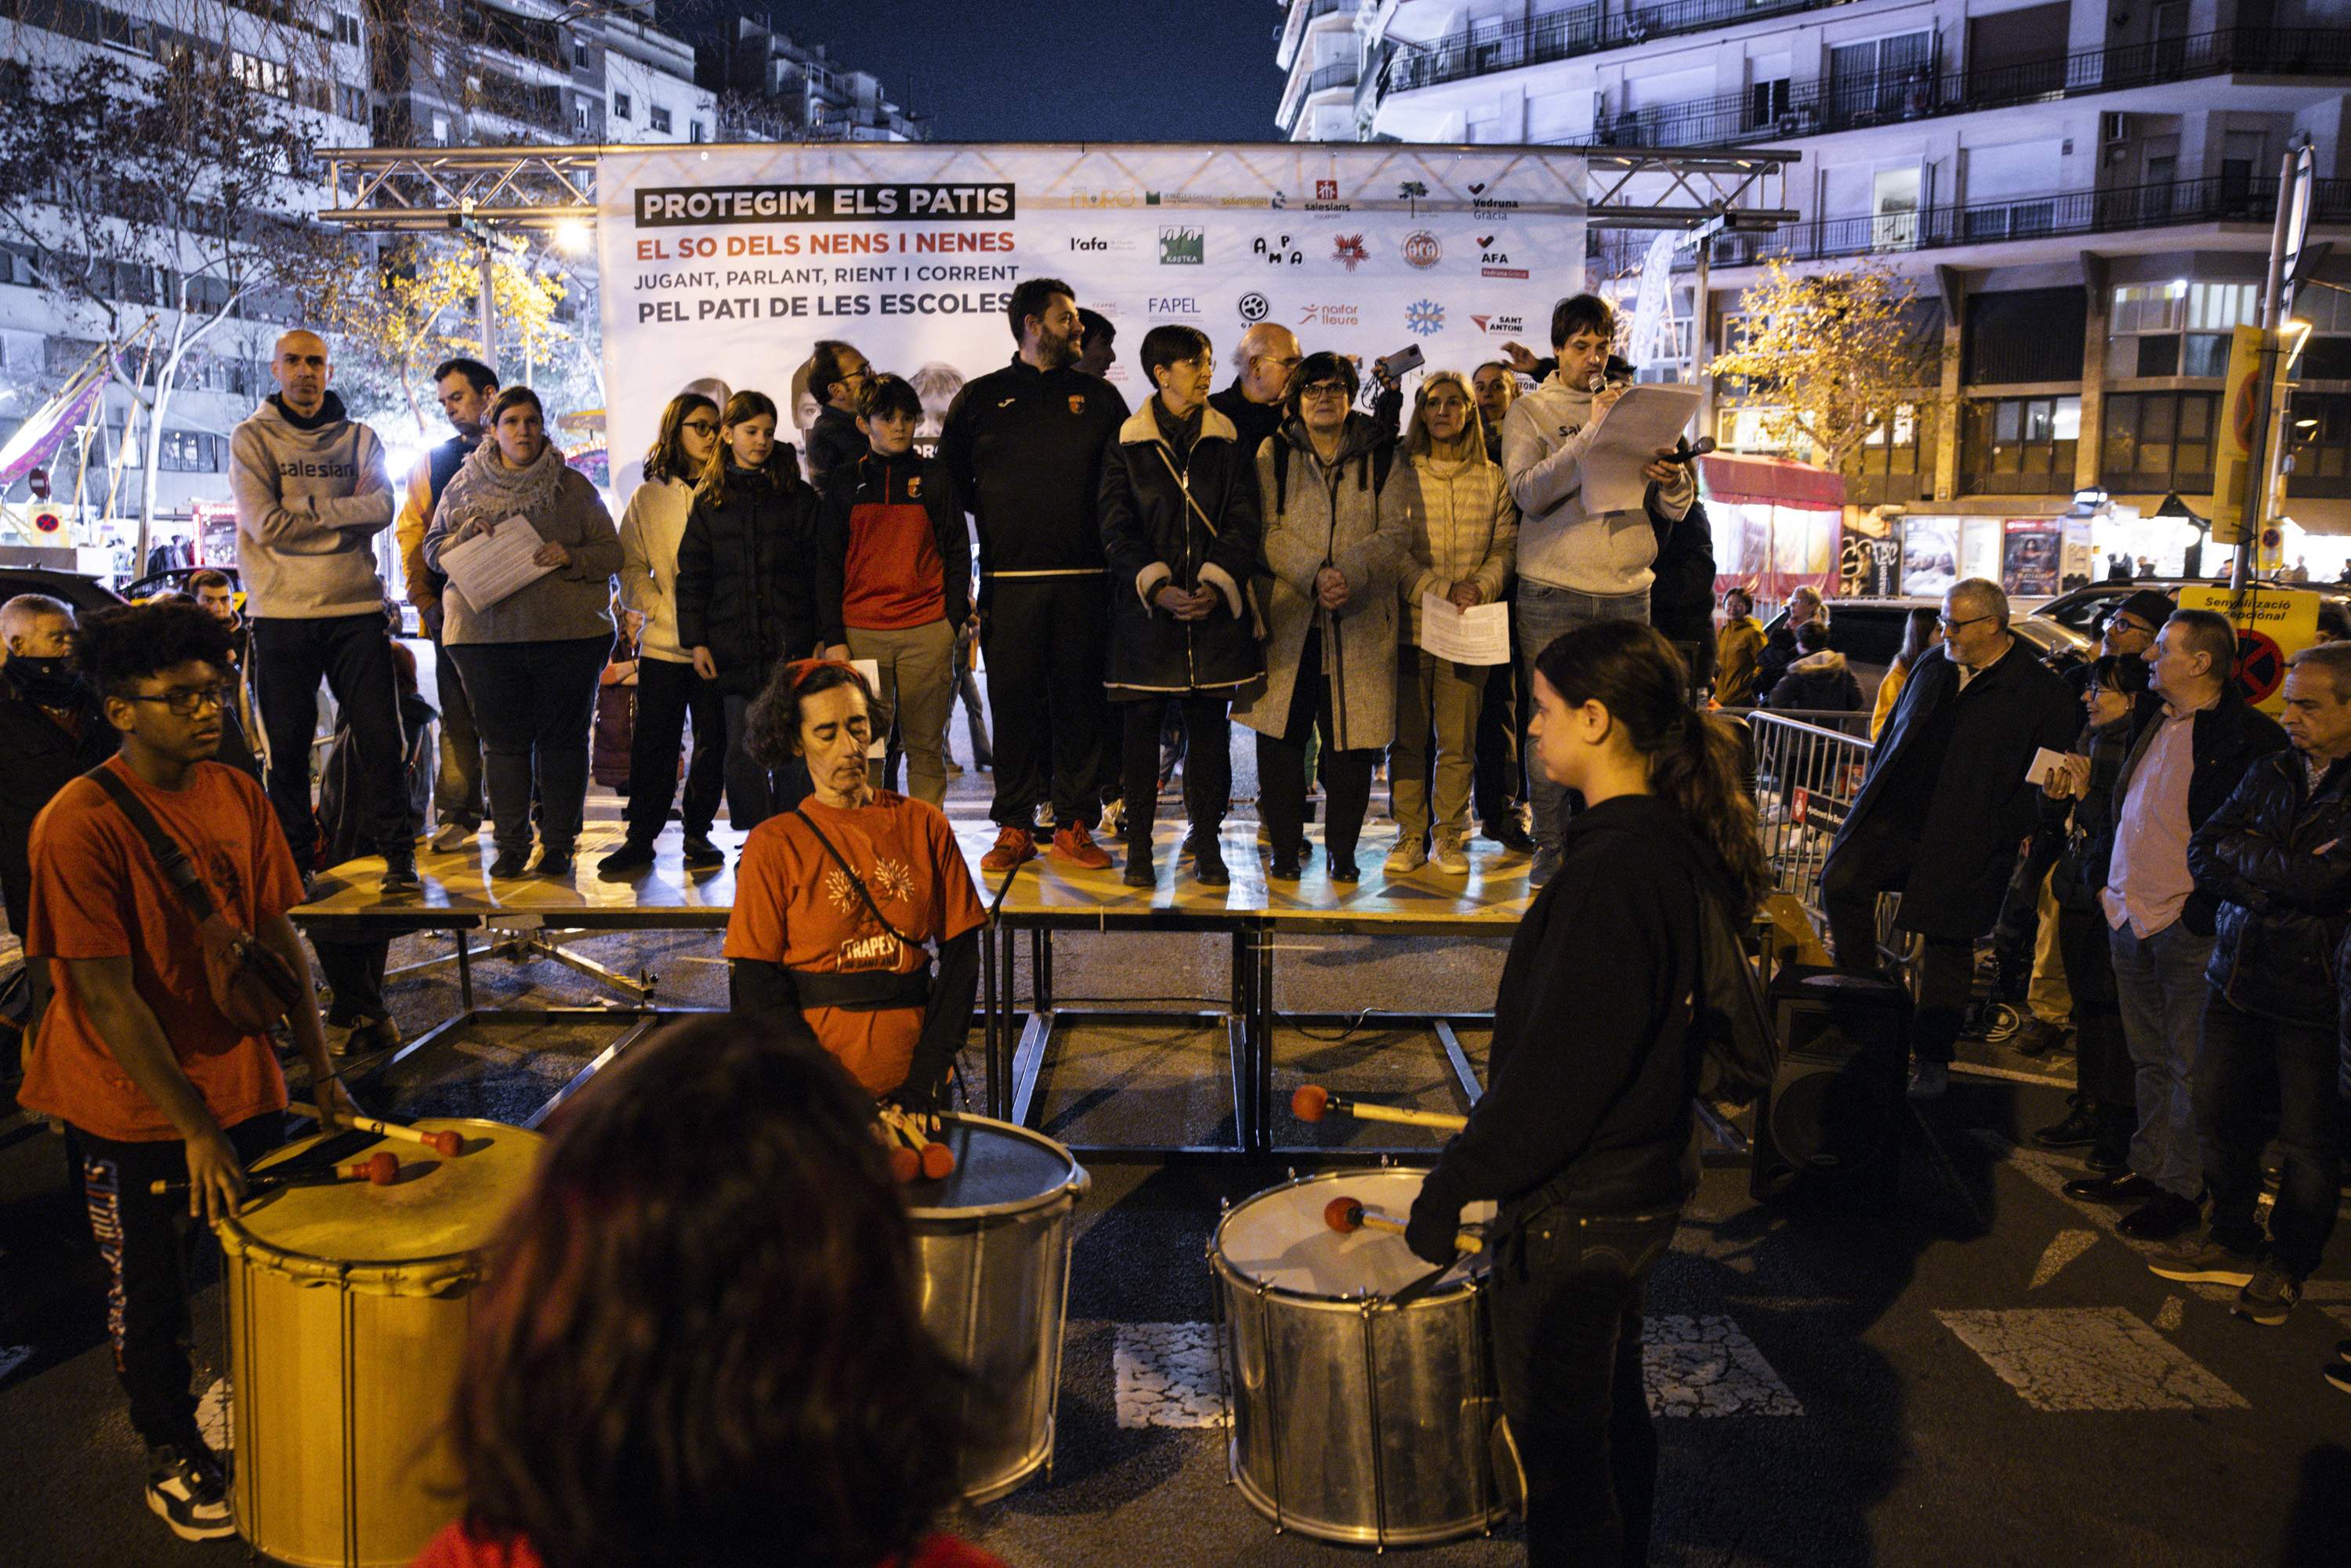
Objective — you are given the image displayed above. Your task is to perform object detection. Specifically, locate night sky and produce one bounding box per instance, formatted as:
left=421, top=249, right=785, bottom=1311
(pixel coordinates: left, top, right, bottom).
left=716, top=2, right=1287, bottom=143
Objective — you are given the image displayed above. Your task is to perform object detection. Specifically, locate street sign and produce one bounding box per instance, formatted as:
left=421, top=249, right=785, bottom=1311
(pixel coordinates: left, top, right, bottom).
left=2179, top=584, right=2320, bottom=712
left=2283, top=143, right=2316, bottom=305
left=2211, top=324, right=2265, bottom=544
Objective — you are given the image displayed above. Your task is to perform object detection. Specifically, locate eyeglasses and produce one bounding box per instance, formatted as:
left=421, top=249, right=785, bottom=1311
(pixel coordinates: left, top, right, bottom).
left=680, top=418, right=719, bottom=436
left=124, top=683, right=235, bottom=717
left=1257, top=354, right=1304, bottom=371
left=1299, top=381, right=1350, bottom=400
left=1936, top=612, right=1997, bottom=632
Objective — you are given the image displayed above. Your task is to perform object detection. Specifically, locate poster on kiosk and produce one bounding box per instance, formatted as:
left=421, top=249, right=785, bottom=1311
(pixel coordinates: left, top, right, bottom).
left=594, top=143, right=1592, bottom=494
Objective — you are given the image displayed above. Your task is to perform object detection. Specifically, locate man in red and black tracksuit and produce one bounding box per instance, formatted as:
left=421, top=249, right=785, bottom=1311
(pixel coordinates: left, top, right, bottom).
left=940, top=277, right=1128, bottom=871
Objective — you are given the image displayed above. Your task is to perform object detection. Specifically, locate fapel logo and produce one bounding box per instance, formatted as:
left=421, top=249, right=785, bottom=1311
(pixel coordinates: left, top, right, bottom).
left=1331, top=234, right=1369, bottom=272
left=1297, top=302, right=1359, bottom=328
left=1253, top=233, right=1305, bottom=266
left=1148, top=297, right=1201, bottom=315
left=1159, top=226, right=1204, bottom=265
left=1315, top=179, right=1339, bottom=200
left=1401, top=230, right=1442, bottom=269
left=1237, top=292, right=1270, bottom=324
left=1469, top=314, right=1525, bottom=335
left=1405, top=299, right=1444, bottom=337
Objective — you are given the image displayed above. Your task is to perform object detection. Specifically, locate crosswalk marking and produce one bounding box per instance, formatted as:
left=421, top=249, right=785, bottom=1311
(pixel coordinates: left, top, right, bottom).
left=1936, top=1307, right=2246, bottom=1411
left=2029, top=1229, right=2099, bottom=1290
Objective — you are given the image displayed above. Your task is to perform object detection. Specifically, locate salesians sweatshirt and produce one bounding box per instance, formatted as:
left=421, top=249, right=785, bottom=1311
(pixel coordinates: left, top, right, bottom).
left=229, top=391, right=395, bottom=619
left=1498, top=372, right=1694, bottom=599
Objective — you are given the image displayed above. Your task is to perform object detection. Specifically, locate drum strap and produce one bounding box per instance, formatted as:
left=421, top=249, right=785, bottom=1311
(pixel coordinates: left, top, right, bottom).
left=787, top=966, right=931, bottom=1012
left=792, top=805, right=922, bottom=951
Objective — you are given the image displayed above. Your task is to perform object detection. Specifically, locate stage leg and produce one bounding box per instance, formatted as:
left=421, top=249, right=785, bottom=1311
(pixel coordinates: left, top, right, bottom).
left=455, top=929, right=473, bottom=1012
left=1250, top=922, right=1274, bottom=1155
left=1032, top=926, right=1052, bottom=1011
left=1433, top=1019, right=1486, bottom=1106
left=983, top=917, right=1000, bottom=1120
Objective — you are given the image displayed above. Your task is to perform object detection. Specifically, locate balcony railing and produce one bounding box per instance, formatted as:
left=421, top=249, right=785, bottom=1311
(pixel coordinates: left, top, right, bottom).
left=1279, top=58, right=1360, bottom=129
left=1628, top=176, right=2351, bottom=272
left=1589, top=27, right=2351, bottom=151
left=1278, top=0, right=1352, bottom=71
left=1386, top=0, right=1838, bottom=94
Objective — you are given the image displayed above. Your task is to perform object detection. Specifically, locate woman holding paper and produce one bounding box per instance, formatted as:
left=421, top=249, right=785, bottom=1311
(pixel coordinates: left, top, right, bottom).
left=1387, top=371, right=1516, bottom=878
left=426, top=386, right=621, bottom=880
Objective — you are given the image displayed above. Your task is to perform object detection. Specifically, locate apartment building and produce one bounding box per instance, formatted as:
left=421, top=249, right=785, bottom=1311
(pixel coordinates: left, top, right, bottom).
left=714, top=17, right=926, bottom=142
left=1282, top=0, right=2351, bottom=558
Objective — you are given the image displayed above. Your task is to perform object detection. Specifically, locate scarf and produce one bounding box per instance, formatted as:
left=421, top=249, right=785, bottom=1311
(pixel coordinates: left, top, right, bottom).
left=437, top=436, right=569, bottom=544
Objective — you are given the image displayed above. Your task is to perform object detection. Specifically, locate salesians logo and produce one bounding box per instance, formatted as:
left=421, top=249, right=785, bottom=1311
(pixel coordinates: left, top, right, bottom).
left=1068, top=394, right=1087, bottom=415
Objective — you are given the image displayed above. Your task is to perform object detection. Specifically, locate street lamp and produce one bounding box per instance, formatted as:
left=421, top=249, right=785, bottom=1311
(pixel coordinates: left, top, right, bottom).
left=554, top=218, right=592, bottom=255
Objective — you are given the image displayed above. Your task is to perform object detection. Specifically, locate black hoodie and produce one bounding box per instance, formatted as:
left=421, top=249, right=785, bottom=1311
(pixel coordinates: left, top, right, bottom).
left=939, top=355, right=1127, bottom=589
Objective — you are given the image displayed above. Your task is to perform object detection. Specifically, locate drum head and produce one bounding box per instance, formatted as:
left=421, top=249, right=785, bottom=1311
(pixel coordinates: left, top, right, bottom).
left=904, top=1114, right=1085, bottom=1219
left=225, top=1120, right=540, bottom=1271
left=1215, top=1169, right=1492, bottom=1299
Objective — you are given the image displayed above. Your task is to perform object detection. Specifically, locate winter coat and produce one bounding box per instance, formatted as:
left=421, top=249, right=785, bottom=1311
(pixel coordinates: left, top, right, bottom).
left=1764, top=648, right=1865, bottom=729
left=2190, top=748, right=2351, bottom=1027
left=1829, top=640, right=2081, bottom=940
left=1397, top=447, right=1515, bottom=643
left=1647, top=491, right=1718, bottom=651
left=1096, top=401, right=1264, bottom=699
left=0, top=686, right=116, bottom=933
left=616, top=476, right=694, bottom=664
left=423, top=443, right=621, bottom=647
left=2049, top=715, right=2135, bottom=914
left=1208, top=380, right=1285, bottom=461
left=1757, top=618, right=1804, bottom=698
left=2106, top=685, right=2288, bottom=936
left=1715, top=615, right=1766, bottom=705
left=806, top=403, right=867, bottom=491
left=675, top=453, right=823, bottom=697
left=1869, top=657, right=1911, bottom=740
left=1234, top=415, right=1415, bottom=752
left=816, top=447, right=972, bottom=646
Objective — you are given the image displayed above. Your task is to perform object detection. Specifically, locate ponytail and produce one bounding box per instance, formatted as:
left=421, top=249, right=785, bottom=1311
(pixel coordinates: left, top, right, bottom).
left=1533, top=621, right=1770, bottom=919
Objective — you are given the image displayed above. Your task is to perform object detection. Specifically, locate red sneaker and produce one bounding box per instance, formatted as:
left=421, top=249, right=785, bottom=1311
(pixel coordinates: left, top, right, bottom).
left=981, top=824, right=1038, bottom=872
left=1050, top=821, right=1112, bottom=870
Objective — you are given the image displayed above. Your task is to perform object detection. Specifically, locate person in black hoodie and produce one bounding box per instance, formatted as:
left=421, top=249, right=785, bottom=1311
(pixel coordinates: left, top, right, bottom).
left=0, top=594, right=116, bottom=940
left=1098, top=325, right=1263, bottom=889
left=1761, top=618, right=1864, bottom=723
left=1407, top=620, right=1770, bottom=1568
left=1755, top=583, right=1820, bottom=698
left=941, top=278, right=1129, bottom=874
left=802, top=341, right=871, bottom=490
left=677, top=389, right=823, bottom=831
left=1647, top=483, right=1718, bottom=695
left=815, top=375, right=971, bottom=808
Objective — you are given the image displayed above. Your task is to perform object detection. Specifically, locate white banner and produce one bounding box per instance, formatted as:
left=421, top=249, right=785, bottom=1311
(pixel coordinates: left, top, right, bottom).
left=595, top=142, right=1585, bottom=492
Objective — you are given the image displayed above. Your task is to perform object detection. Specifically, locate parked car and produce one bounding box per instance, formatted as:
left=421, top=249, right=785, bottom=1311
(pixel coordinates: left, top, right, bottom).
left=120, top=564, right=242, bottom=603
left=2031, top=577, right=2351, bottom=649
left=1759, top=594, right=2093, bottom=709
left=0, top=567, right=125, bottom=619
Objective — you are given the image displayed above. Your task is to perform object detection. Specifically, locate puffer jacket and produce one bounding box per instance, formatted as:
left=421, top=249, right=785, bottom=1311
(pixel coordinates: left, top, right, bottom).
left=675, top=451, right=822, bottom=697
left=1234, top=414, right=1415, bottom=752
left=1097, top=400, right=1263, bottom=698
left=1398, top=448, right=1515, bottom=642
left=2189, top=748, right=2351, bottom=1026
left=1762, top=648, right=1864, bottom=716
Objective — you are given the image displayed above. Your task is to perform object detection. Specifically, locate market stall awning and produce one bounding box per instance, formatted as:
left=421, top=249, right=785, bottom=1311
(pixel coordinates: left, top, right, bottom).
left=1698, top=453, right=1846, bottom=511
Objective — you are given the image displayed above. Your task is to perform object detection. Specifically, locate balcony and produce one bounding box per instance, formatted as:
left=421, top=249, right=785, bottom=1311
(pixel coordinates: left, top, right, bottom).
left=1279, top=58, right=1360, bottom=132
left=1386, top=0, right=1839, bottom=95
left=1656, top=176, right=2351, bottom=271
left=1589, top=27, right=2351, bottom=152
left=1278, top=0, right=1352, bottom=72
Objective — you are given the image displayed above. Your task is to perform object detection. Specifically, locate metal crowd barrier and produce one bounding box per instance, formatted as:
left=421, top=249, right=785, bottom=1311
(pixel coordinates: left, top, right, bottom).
left=1731, top=710, right=1875, bottom=917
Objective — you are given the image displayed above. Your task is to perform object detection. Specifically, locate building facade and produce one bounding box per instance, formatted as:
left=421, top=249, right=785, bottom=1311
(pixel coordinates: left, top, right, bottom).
left=712, top=18, right=926, bottom=143
left=1282, top=0, right=2351, bottom=563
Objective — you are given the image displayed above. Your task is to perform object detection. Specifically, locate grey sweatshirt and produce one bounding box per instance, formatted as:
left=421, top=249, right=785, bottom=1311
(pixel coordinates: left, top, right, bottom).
left=1498, top=372, right=1694, bottom=599
left=229, top=392, right=395, bottom=619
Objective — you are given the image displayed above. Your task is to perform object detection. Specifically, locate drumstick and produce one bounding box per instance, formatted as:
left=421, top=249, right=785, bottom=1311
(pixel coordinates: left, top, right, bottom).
left=288, top=1105, right=464, bottom=1157
left=150, top=1152, right=398, bottom=1197
left=875, top=1105, right=958, bottom=1182
left=1322, top=1194, right=1483, bottom=1255
left=1291, top=1085, right=1468, bottom=1132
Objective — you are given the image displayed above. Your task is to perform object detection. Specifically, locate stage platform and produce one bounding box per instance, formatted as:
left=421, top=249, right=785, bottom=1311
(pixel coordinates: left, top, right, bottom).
left=288, top=817, right=1545, bottom=1159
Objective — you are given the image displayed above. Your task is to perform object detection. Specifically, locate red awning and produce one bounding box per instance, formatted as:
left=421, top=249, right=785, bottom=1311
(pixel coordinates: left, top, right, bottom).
left=1699, top=453, right=1847, bottom=510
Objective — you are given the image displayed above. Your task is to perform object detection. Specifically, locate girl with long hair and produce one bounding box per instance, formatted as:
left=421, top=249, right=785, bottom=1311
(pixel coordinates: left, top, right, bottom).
left=1406, top=619, right=1766, bottom=1568
left=601, top=391, right=726, bottom=878
left=676, top=389, right=824, bottom=831
left=1869, top=605, right=1943, bottom=741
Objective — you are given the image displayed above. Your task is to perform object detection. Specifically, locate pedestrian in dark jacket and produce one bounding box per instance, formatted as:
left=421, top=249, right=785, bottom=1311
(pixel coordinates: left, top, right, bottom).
left=1755, top=584, right=1820, bottom=697
left=1098, top=326, right=1263, bottom=889
left=1407, top=621, right=1770, bottom=1568
left=2163, top=642, right=2351, bottom=1324
left=1647, top=487, right=1717, bottom=693
left=2034, top=654, right=2150, bottom=1169
left=1762, top=619, right=1864, bottom=722
left=940, top=278, right=1129, bottom=873
left=0, top=595, right=116, bottom=937
left=1822, top=578, right=2080, bottom=1097
left=802, top=340, right=871, bottom=489
left=677, top=389, right=823, bottom=831
left=815, top=375, right=972, bottom=809
left=1206, top=322, right=1299, bottom=462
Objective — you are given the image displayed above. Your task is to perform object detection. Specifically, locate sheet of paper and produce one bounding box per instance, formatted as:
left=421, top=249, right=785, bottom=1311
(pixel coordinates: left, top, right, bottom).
left=1579, top=383, right=1704, bottom=516
left=1417, top=594, right=1512, bottom=665
left=439, top=514, right=556, bottom=611
left=2026, top=747, right=2070, bottom=788
left=853, top=657, right=886, bottom=758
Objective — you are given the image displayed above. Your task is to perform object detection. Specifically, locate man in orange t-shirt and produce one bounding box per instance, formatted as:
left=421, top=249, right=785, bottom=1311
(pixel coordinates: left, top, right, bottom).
left=16, top=600, right=357, bottom=1544
left=723, top=661, right=985, bottom=1106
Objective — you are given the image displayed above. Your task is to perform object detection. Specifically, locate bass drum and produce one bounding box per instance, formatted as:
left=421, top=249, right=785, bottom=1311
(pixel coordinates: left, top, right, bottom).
left=904, top=1114, right=1089, bottom=1503
left=1209, top=1167, right=1504, bottom=1548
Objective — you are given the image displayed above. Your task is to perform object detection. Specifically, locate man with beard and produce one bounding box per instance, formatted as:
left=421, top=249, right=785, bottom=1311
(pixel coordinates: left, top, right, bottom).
left=395, top=357, right=497, bottom=852
left=941, top=277, right=1128, bottom=871
left=0, top=595, right=116, bottom=943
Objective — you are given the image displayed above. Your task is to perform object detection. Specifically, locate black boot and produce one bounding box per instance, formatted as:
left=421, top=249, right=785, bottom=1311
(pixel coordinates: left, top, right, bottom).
left=2033, top=1095, right=2099, bottom=1150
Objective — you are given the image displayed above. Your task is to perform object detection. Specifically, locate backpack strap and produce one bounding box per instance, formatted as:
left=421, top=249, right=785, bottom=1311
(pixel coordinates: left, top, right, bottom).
left=85, top=764, right=219, bottom=923
left=792, top=804, right=921, bottom=951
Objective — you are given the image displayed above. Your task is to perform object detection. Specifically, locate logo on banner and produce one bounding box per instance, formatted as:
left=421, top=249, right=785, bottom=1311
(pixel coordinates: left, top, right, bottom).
left=1068, top=395, right=1088, bottom=416
left=1270, top=190, right=1288, bottom=209
left=1145, top=191, right=1163, bottom=205
left=1406, top=299, right=1445, bottom=337
left=1470, top=314, right=1524, bottom=335
left=1069, top=235, right=1136, bottom=253
left=1159, top=226, right=1204, bottom=265
left=1299, top=302, right=1359, bottom=328
left=1072, top=187, right=1139, bottom=208
left=1332, top=234, right=1369, bottom=272
left=1237, top=292, right=1270, bottom=324
left=1148, top=297, right=1201, bottom=315
left=1402, top=230, right=1442, bottom=270
left=1253, top=234, right=1304, bottom=266
left=1316, top=179, right=1339, bottom=201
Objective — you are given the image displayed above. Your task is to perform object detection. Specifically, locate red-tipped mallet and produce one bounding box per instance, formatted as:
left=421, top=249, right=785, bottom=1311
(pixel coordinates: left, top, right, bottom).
left=150, top=1150, right=398, bottom=1197
left=1291, top=1085, right=1468, bottom=1132
left=346, top=1114, right=463, bottom=1158
left=1322, top=1193, right=1483, bottom=1254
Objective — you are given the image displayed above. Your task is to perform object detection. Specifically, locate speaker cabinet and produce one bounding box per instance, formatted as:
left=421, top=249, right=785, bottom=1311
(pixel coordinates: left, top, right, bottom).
left=1750, top=966, right=1911, bottom=1205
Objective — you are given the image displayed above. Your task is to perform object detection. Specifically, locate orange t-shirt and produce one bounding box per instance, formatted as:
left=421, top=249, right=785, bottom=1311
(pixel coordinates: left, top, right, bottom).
left=17, top=756, right=302, bottom=1142
left=723, top=791, right=987, bottom=1096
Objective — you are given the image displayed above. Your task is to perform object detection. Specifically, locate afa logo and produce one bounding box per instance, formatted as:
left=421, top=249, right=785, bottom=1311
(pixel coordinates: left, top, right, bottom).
left=1159, top=226, right=1204, bottom=265
left=1331, top=234, right=1369, bottom=272
left=1405, top=299, right=1444, bottom=337
left=1253, top=234, right=1304, bottom=266
left=1237, top=292, right=1271, bottom=324
left=1401, top=230, right=1442, bottom=270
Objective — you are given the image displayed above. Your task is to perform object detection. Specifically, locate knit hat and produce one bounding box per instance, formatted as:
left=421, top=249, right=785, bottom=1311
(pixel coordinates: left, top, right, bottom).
left=2113, top=588, right=2175, bottom=632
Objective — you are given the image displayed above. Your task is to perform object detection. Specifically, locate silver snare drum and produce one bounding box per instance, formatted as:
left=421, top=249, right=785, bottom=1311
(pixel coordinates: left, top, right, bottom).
left=1209, top=1168, right=1505, bottom=1548
left=906, top=1114, right=1090, bottom=1503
